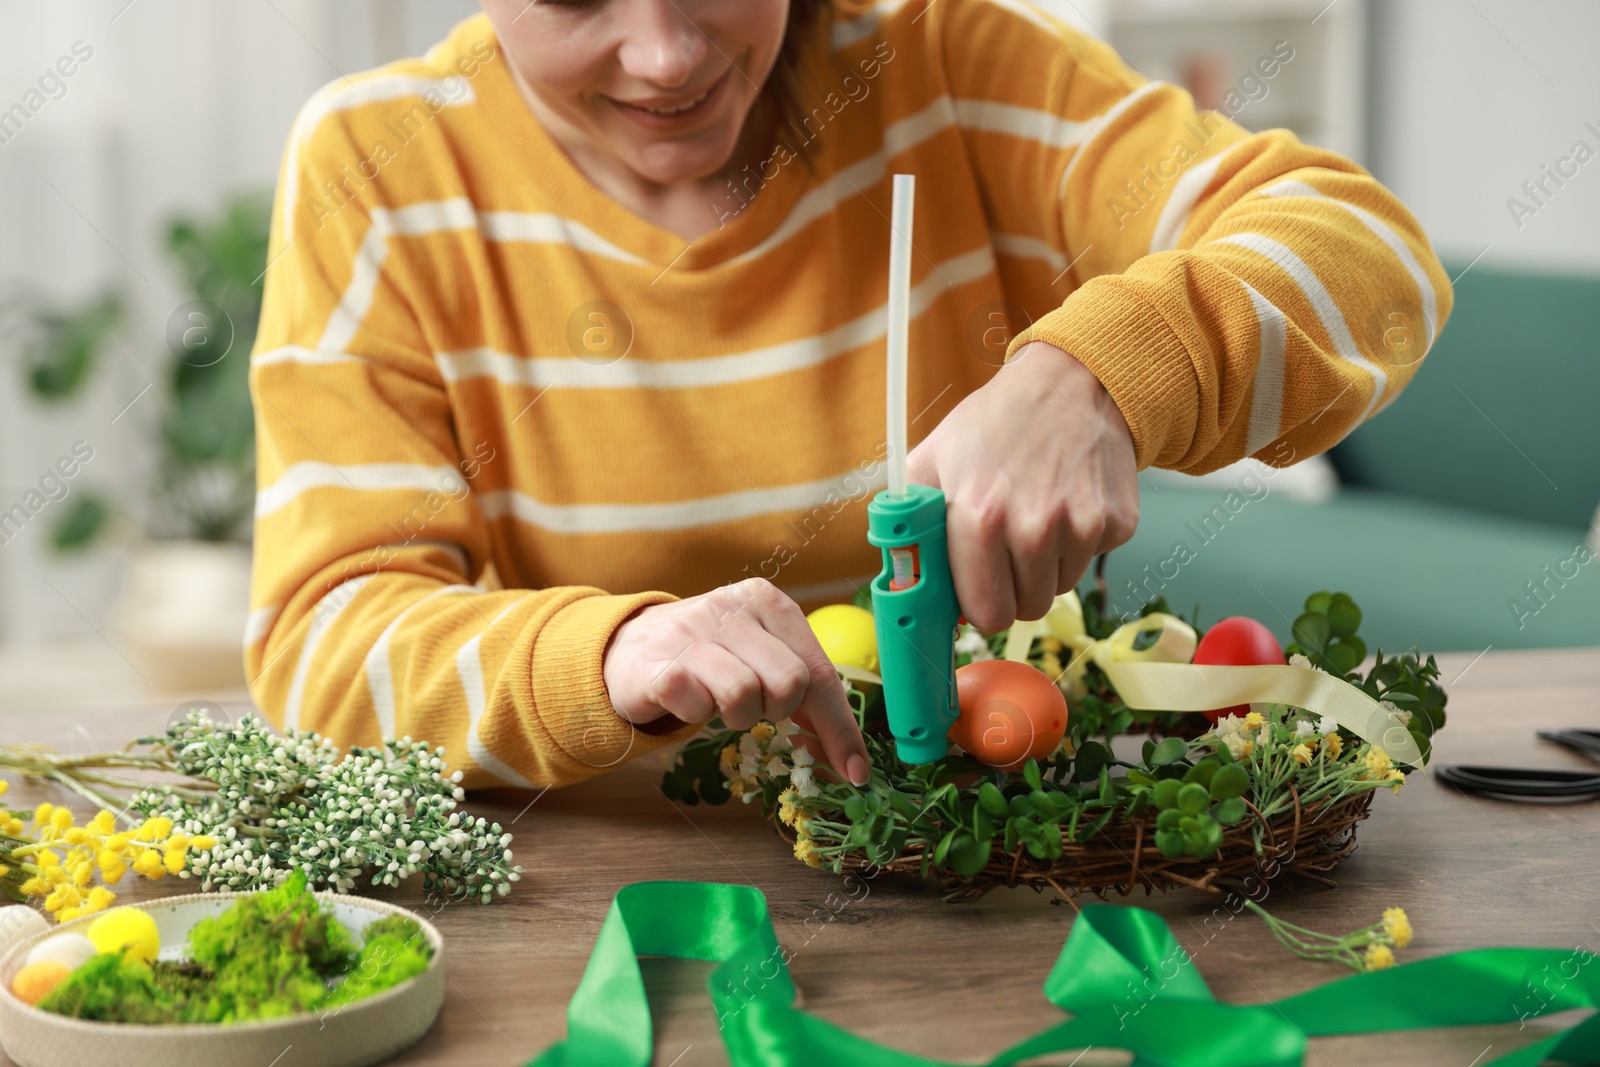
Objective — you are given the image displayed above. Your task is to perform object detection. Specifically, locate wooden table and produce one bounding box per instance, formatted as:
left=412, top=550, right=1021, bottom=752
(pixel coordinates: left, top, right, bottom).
left=2, top=647, right=1597, bottom=1066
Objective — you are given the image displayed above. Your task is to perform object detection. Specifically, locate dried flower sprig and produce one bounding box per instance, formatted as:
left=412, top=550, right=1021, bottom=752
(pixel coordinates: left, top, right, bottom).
left=1, top=712, right=525, bottom=904
left=0, top=781, right=216, bottom=922
left=1244, top=899, right=1414, bottom=971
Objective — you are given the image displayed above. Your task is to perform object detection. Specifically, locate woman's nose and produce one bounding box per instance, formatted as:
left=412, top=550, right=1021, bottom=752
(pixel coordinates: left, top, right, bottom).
left=615, top=0, right=710, bottom=89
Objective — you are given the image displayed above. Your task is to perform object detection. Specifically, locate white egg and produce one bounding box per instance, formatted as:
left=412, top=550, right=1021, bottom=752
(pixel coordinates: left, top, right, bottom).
left=0, top=905, right=50, bottom=960
left=25, top=932, right=97, bottom=972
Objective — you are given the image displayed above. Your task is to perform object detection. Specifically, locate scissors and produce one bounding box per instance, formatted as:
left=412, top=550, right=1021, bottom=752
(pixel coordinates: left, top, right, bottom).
left=1436, top=729, right=1600, bottom=803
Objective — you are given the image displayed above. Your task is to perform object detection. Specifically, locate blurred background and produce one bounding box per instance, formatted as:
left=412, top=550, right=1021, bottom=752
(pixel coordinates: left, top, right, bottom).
left=0, top=0, right=1595, bottom=715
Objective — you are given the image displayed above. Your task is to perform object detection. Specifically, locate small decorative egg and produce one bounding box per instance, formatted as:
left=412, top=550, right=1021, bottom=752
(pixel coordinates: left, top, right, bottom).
left=26, top=932, right=97, bottom=973
left=949, top=659, right=1069, bottom=771
left=10, top=960, right=71, bottom=1006
left=0, top=905, right=49, bottom=961
left=806, top=604, right=879, bottom=673
left=1192, top=616, right=1286, bottom=723
left=86, top=907, right=160, bottom=964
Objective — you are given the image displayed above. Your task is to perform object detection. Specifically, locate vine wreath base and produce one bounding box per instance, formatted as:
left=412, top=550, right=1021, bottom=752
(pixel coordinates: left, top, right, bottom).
left=782, top=787, right=1376, bottom=908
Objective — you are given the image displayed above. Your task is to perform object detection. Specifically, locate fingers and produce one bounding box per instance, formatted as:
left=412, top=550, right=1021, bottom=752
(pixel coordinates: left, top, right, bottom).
left=682, top=643, right=767, bottom=730
left=947, top=492, right=1016, bottom=633
left=1095, top=462, right=1141, bottom=556
left=736, top=580, right=871, bottom=786
left=1008, top=510, right=1074, bottom=621
left=641, top=650, right=716, bottom=725
left=654, top=635, right=809, bottom=733
left=713, top=622, right=814, bottom=727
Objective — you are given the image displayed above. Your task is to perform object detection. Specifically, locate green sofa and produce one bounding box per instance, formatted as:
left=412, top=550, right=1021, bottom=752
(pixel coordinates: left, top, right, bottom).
left=1111, top=264, right=1600, bottom=654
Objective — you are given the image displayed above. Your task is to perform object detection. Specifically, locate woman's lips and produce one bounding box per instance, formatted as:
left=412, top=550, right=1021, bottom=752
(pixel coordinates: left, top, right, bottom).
left=607, top=70, right=729, bottom=130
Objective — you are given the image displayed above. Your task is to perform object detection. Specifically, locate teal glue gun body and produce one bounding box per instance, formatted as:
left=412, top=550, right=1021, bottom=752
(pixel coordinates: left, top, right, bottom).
left=866, top=484, right=962, bottom=765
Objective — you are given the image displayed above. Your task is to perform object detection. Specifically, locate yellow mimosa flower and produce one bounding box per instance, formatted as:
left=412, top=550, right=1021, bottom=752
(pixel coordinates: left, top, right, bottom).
left=1382, top=907, right=1413, bottom=948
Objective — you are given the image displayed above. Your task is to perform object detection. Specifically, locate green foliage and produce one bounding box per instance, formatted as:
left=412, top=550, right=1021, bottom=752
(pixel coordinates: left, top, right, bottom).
left=11, top=291, right=123, bottom=401
left=9, top=191, right=270, bottom=546
left=128, top=710, right=524, bottom=901
left=1148, top=756, right=1246, bottom=859
left=1286, top=590, right=1367, bottom=676
left=154, top=192, right=270, bottom=542
left=39, top=870, right=433, bottom=1024
left=50, top=494, right=111, bottom=553
left=1285, top=590, right=1447, bottom=761
left=1357, top=648, right=1447, bottom=764
left=660, top=732, right=733, bottom=805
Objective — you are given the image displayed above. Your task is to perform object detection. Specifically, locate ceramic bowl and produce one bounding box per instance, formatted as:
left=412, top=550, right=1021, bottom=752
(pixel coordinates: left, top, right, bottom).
left=0, top=890, right=443, bottom=1067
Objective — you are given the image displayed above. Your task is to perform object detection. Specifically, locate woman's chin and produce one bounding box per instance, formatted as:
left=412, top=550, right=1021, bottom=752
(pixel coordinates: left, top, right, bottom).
left=627, top=134, right=741, bottom=188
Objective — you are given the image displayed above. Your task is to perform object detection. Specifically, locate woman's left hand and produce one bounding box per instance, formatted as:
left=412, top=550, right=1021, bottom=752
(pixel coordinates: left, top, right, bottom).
left=904, top=340, right=1141, bottom=632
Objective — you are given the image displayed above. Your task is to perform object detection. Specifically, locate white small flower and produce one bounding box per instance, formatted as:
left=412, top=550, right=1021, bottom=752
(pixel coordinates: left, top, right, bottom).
left=1294, top=718, right=1316, bottom=739
left=954, top=628, right=994, bottom=660
left=764, top=755, right=789, bottom=778
left=738, top=757, right=760, bottom=779
left=789, top=746, right=814, bottom=768
left=1316, top=715, right=1338, bottom=736
left=739, top=733, right=762, bottom=761
left=769, top=719, right=799, bottom=753
left=1222, top=733, right=1251, bottom=760
left=1377, top=700, right=1414, bottom=727
left=790, top=765, right=819, bottom=797
left=1289, top=652, right=1313, bottom=669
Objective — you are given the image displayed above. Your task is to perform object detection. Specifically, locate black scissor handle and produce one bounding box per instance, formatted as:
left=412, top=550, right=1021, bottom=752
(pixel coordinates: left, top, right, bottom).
left=1538, top=729, right=1600, bottom=762
left=1436, top=763, right=1600, bottom=802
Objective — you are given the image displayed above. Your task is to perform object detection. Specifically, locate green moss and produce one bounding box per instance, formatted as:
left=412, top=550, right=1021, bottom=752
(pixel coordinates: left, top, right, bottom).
left=38, top=869, right=433, bottom=1025
left=319, top=915, right=433, bottom=1010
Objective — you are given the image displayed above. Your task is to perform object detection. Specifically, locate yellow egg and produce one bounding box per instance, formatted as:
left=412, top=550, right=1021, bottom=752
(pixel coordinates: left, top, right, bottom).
left=86, top=907, right=160, bottom=964
left=10, top=961, right=71, bottom=1006
left=806, top=604, right=879, bottom=673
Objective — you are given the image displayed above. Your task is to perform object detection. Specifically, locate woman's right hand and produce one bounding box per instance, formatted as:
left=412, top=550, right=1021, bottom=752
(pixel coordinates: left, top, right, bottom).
left=601, top=577, right=872, bottom=786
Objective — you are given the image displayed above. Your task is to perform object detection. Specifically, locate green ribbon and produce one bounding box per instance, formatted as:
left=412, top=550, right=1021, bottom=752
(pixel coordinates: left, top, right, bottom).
left=527, top=881, right=1600, bottom=1067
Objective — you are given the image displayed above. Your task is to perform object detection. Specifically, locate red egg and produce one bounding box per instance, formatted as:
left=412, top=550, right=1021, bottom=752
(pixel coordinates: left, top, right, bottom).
left=949, top=660, right=1069, bottom=771
left=1192, top=616, right=1286, bottom=723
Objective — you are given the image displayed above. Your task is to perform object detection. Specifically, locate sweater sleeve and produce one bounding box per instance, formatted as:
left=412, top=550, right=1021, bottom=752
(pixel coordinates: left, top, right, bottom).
left=244, top=95, right=700, bottom=789
left=925, top=0, right=1452, bottom=473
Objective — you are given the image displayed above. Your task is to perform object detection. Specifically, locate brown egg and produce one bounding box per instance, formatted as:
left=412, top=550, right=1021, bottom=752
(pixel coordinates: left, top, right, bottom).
left=949, top=659, right=1069, bottom=771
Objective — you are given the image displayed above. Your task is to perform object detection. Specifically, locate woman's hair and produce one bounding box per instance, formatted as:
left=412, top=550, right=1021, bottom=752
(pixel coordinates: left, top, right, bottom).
left=764, top=0, right=828, bottom=169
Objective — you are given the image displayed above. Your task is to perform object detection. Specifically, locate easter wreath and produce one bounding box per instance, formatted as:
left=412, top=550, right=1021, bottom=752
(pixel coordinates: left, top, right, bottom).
left=661, top=577, right=1447, bottom=907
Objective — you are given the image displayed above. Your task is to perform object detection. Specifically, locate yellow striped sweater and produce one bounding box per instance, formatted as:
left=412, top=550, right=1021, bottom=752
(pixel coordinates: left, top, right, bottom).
left=246, top=1, right=1452, bottom=789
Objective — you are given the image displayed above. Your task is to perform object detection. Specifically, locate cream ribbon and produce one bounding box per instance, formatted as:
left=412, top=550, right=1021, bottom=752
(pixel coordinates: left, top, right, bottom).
left=1003, top=617, right=1048, bottom=662
left=838, top=627, right=1421, bottom=767
left=1100, top=661, right=1423, bottom=767
left=834, top=663, right=884, bottom=687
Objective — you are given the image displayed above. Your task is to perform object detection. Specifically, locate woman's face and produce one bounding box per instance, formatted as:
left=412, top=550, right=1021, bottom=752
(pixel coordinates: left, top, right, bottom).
left=481, top=0, right=790, bottom=188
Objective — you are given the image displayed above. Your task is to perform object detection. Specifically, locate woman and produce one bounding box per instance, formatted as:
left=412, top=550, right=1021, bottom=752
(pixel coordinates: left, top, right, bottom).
left=245, top=0, right=1451, bottom=792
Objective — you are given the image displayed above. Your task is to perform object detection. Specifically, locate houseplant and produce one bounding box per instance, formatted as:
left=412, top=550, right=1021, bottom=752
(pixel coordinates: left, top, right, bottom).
left=7, top=191, right=269, bottom=691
